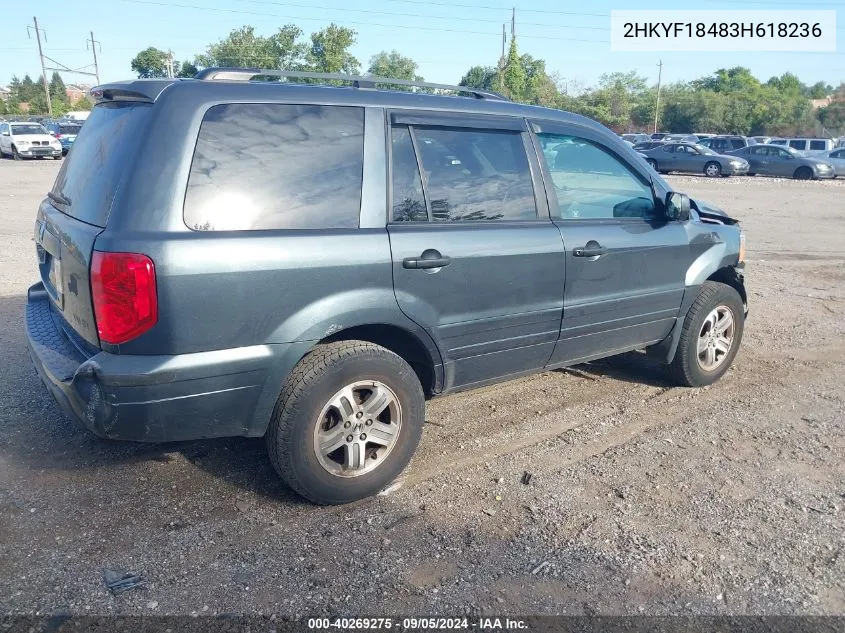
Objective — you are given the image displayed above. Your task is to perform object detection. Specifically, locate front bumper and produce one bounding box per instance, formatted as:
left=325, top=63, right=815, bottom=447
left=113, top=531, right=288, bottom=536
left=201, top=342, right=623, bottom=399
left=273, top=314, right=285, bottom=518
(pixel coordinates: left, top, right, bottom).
left=727, top=163, right=749, bottom=175
left=815, top=169, right=835, bottom=180
left=25, top=282, right=281, bottom=442
left=18, top=147, right=62, bottom=158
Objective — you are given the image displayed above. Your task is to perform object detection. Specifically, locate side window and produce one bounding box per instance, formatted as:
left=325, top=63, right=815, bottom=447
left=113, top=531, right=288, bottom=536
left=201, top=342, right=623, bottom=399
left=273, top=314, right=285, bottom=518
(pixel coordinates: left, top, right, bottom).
left=749, top=146, right=765, bottom=156
left=788, top=140, right=805, bottom=150
left=831, top=149, right=845, bottom=159
left=661, top=144, right=675, bottom=153
left=390, top=127, right=427, bottom=222
left=413, top=127, right=536, bottom=222
left=809, top=140, right=827, bottom=151
left=184, top=103, right=364, bottom=231
left=775, top=148, right=791, bottom=158
left=537, top=133, right=657, bottom=220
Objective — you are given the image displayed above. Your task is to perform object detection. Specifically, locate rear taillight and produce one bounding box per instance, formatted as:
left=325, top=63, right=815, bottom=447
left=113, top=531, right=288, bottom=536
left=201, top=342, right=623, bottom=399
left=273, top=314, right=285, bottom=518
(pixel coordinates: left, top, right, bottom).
left=91, top=251, right=158, bottom=344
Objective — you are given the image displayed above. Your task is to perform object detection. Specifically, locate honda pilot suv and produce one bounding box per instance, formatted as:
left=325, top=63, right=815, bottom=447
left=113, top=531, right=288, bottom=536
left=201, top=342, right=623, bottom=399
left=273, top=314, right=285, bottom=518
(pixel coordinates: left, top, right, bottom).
left=26, top=69, right=748, bottom=504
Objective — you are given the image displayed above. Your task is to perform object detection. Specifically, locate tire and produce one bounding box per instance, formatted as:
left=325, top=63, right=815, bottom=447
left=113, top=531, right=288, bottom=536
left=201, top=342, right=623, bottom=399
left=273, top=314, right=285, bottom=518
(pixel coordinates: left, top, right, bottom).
left=646, top=159, right=658, bottom=171
left=266, top=340, right=425, bottom=505
left=793, top=166, right=813, bottom=180
left=747, top=173, right=756, bottom=177
left=53, top=155, right=62, bottom=160
left=704, top=162, right=722, bottom=178
left=12, top=146, right=22, bottom=161
left=669, top=281, right=745, bottom=388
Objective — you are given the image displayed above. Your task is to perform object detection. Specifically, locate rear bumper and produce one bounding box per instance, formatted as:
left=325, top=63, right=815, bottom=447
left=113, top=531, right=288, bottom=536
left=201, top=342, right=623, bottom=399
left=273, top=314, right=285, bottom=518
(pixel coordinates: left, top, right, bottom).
left=25, top=282, right=289, bottom=442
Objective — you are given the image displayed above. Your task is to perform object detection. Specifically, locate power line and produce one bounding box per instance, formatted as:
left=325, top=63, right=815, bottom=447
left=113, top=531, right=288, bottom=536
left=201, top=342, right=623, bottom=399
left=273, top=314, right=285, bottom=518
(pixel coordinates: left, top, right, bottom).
left=117, top=0, right=608, bottom=42
left=384, top=0, right=608, bottom=17
left=238, top=0, right=610, bottom=30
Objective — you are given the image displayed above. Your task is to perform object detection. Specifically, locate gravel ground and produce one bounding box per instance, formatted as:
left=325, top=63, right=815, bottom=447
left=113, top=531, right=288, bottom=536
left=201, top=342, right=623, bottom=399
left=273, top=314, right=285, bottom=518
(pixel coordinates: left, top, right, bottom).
left=0, top=161, right=843, bottom=618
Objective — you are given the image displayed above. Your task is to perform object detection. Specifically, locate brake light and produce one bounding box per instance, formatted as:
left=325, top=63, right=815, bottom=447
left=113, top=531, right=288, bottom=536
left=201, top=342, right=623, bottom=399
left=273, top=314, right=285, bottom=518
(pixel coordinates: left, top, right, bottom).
left=91, top=251, right=158, bottom=344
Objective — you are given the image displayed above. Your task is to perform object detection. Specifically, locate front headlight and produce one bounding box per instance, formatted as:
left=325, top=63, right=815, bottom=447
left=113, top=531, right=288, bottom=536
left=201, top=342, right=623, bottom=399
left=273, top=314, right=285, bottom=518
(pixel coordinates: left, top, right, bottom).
left=17, top=140, right=30, bottom=146
left=730, top=160, right=744, bottom=167
left=738, top=231, right=746, bottom=264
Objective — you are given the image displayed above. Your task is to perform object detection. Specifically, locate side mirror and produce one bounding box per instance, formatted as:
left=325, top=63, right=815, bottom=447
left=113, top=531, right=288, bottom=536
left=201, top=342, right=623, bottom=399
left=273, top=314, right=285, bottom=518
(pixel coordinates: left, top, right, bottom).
left=665, top=192, right=690, bottom=222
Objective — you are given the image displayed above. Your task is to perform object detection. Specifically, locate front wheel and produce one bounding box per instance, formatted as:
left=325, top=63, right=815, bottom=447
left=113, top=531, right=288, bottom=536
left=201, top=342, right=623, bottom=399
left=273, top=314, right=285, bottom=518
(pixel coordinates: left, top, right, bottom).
left=12, top=146, right=22, bottom=161
left=646, top=159, right=658, bottom=171
left=704, top=162, right=722, bottom=178
left=670, top=281, right=745, bottom=387
left=793, top=166, right=813, bottom=180
left=266, top=340, right=425, bottom=505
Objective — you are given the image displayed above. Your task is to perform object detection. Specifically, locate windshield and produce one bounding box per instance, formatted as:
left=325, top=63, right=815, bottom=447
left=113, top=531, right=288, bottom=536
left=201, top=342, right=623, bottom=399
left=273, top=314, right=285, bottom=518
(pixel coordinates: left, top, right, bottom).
left=11, top=124, right=48, bottom=135
left=781, top=146, right=803, bottom=157
left=58, top=124, right=82, bottom=135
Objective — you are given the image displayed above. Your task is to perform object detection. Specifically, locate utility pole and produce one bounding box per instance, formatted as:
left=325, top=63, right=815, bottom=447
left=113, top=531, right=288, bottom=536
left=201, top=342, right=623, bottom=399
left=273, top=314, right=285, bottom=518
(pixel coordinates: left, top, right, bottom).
left=498, top=23, right=506, bottom=91
left=511, top=7, right=516, bottom=38
left=653, top=59, right=663, bottom=134
left=88, top=31, right=101, bottom=84
left=29, top=17, right=53, bottom=117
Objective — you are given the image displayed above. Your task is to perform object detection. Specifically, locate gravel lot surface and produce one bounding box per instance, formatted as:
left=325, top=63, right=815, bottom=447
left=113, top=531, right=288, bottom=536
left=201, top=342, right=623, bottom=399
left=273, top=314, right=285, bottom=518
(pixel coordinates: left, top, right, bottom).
left=1, top=161, right=843, bottom=618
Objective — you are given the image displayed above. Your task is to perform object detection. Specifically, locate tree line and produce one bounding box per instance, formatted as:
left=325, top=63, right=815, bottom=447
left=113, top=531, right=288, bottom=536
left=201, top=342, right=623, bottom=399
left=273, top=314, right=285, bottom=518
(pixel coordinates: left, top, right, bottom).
left=0, top=72, right=92, bottom=116
left=5, top=22, right=843, bottom=136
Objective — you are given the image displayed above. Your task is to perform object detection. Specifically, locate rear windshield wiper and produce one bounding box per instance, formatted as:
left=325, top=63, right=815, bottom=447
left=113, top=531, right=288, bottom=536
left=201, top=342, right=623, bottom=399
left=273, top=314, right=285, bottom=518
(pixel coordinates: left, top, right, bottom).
left=48, top=191, right=72, bottom=207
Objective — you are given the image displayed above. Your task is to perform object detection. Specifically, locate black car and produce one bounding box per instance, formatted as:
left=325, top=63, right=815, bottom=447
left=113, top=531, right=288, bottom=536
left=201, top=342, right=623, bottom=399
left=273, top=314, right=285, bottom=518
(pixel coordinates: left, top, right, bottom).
left=25, top=69, right=747, bottom=504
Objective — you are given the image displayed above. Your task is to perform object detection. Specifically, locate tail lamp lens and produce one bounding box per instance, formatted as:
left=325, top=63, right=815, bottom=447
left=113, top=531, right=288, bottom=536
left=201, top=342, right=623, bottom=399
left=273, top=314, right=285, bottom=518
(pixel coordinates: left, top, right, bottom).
left=91, top=251, right=157, bottom=344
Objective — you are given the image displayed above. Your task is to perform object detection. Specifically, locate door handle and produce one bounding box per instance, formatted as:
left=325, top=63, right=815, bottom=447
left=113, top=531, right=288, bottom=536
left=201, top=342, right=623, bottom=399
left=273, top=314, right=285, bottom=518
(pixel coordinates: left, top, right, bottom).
left=573, top=242, right=606, bottom=258
left=403, top=250, right=452, bottom=269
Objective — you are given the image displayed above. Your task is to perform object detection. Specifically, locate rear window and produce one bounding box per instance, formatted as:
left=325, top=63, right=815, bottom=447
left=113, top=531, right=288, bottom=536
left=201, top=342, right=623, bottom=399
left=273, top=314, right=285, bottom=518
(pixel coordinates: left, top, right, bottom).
left=50, top=102, right=152, bottom=227
left=809, top=140, right=827, bottom=151
left=59, top=124, right=82, bottom=135
left=183, top=103, right=364, bottom=231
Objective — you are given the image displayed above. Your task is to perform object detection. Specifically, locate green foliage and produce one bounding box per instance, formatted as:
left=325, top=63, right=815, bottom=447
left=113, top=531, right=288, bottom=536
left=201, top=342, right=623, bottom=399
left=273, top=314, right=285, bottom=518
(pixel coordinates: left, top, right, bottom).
left=131, top=47, right=169, bottom=78
left=177, top=61, right=199, bottom=78
left=459, top=66, right=498, bottom=91
left=501, top=38, right=525, bottom=101
left=368, top=51, right=421, bottom=81
left=307, top=24, right=359, bottom=74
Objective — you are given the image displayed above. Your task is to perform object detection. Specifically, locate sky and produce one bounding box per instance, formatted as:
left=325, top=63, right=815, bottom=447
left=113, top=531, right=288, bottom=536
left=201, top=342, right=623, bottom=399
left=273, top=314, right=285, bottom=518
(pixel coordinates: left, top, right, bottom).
left=2, top=0, right=843, bottom=91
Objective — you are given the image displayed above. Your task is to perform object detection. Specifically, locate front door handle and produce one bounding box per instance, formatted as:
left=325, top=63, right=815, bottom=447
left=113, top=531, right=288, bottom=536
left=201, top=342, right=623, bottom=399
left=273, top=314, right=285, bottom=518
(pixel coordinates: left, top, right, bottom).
left=573, top=242, right=606, bottom=258
left=403, top=250, right=452, bottom=270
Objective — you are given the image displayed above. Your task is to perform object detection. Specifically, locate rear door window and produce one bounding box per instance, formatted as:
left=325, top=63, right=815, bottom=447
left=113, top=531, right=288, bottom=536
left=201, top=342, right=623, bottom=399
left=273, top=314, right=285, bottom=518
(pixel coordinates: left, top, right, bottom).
left=788, top=140, right=806, bottom=150
left=50, top=102, right=152, bottom=227
left=809, top=140, right=827, bottom=151
left=411, top=127, right=536, bottom=222
left=730, top=138, right=745, bottom=149
left=184, top=103, right=364, bottom=231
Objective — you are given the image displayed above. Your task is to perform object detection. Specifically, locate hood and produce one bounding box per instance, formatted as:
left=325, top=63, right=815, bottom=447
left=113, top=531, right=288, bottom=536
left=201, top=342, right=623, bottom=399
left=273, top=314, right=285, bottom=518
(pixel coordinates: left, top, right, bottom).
left=691, top=199, right=739, bottom=226
left=12, top=133, right=60, bottom=144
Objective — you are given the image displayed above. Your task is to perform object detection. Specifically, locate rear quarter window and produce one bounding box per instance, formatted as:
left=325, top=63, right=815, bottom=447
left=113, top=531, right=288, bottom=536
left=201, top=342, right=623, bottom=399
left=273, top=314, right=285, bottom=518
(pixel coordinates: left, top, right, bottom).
left=809, top=140, right=827, bottom=151
left=183, top=103, right=364, bottom=231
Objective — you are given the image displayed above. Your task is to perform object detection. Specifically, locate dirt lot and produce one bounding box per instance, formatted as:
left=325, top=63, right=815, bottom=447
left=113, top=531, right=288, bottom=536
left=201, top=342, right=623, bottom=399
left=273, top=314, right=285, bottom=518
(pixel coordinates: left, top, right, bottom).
left=0, top=160, right=843, bottom=618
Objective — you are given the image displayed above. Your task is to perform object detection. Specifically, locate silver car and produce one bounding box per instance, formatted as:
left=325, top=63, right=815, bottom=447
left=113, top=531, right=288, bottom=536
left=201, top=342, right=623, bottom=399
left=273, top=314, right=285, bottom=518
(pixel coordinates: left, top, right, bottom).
left=729, top=145, right=836, bottom=180
left=824, top=148, right=845, bottom=177
left=639, top=142, right=749, bottom=177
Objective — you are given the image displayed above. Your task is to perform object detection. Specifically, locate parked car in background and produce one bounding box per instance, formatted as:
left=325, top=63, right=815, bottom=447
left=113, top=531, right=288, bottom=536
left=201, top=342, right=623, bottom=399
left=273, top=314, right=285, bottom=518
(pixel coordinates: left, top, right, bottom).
left=694, top=133, right=715, bottom=141
left=698, top=136, right=754, bottom=153
left=632, top=140, right=666, bottom=151
left=751, top=136, right=772, bottom=145
left=823, top=148, right=845, bottom=176
left=42, top=120, right=83, bottom=155
left=622, top=133, right=651, bottom=144
left=729, top=144, right=835, bottom=180
left=651, top=132, right=670, bottom=140
left=0, top=121, right=63, bottom=160
left=25, top=68, right=748, bottom=504
left=779, top=138, right=835, bottom=156
left=639, top=142, right=749, bottom=177
left=63, top=111, right=90, bottom=123
left=663, top=134, right=699, bottom=143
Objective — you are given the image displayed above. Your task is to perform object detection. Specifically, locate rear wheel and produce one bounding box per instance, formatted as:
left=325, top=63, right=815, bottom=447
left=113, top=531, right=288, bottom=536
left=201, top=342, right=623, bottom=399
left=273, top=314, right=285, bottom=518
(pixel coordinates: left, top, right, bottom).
left=670, top=281, right=744, bottom=387
left=793, top=166, right=813, bottom=180
left=646, top=159, right=658, bottom=171
left=266, top=340, right=425, bottom=505
left=704, top=162, right=722, bottom=178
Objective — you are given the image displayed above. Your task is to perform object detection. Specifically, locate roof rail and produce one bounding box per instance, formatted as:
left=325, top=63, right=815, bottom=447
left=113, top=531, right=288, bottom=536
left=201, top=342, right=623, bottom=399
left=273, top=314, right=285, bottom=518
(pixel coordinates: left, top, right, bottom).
left=193, top=67, right=509, bottom=101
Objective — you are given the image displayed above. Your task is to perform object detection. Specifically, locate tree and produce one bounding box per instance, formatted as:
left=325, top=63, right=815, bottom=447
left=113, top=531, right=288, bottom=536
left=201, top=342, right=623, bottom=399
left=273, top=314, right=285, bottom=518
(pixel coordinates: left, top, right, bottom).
left=806, top=81, right=832, bottom=99
left=501, top=38, right=525, bottom=100
left=367, top=51, right=422, bottom=83
left=307, top=24, right=359, bottom=74
left=177, top=60, right=199, bottom=78
left=49, top=72, right=66, bottom=100
left=196, top=25, right=307, bottom=71
left=459, top=66, right=497, bottom=91
left=131, top=47, right=169, bottom=78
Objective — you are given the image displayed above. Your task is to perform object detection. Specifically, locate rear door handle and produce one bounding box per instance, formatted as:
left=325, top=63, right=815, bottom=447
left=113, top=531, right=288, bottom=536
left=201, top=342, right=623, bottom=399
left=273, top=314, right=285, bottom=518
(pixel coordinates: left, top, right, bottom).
left=403, top=251, right=452, bottom=269
left=573, top=243, right=606, bottom=258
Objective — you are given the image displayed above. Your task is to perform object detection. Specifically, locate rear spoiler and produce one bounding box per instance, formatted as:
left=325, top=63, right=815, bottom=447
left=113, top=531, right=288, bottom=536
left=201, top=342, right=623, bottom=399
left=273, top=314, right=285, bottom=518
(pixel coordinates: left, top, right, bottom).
left=90, top=79, right=178, bottom=103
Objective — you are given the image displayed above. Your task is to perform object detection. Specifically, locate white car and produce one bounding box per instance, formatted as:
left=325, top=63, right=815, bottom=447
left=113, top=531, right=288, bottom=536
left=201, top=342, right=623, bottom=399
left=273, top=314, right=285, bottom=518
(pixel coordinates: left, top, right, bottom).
left=0, top=121, right=63, bottom=160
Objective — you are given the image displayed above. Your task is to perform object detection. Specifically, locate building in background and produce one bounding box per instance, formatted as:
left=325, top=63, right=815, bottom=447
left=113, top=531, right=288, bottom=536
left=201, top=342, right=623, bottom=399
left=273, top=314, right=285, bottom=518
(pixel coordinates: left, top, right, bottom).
left=65, top=84, right=92, bottom=104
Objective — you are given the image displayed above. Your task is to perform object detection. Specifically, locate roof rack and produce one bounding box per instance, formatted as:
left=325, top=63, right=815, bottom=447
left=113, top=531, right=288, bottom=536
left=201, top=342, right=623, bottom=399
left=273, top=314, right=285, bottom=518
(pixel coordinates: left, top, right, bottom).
left=194, top=67, right=509, bottom=101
